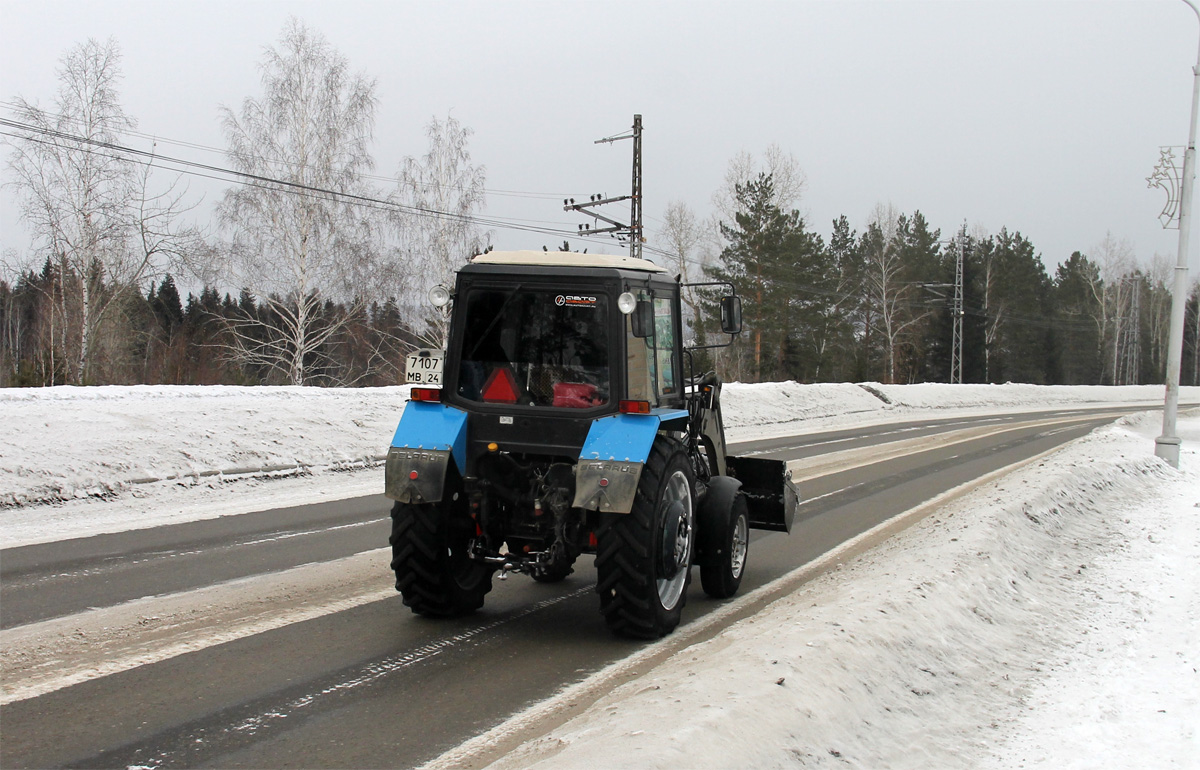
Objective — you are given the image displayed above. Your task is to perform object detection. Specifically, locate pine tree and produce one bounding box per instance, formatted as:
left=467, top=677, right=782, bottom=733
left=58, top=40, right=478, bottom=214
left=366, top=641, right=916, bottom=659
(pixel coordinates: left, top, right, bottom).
left=980, top=230, right=1054, bottom=383
left=151, top=275, right=184, bottom=337
left=1054, top=252, right=1103, bottom=384
left=812, top=215, right=861, bottom=381
left=708, top=174, right=828, bottom=383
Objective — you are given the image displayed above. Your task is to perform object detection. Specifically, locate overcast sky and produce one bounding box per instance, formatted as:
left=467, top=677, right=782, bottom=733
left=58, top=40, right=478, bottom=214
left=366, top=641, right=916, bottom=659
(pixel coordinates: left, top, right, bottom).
left=3, top=0, right=1200, bottom=279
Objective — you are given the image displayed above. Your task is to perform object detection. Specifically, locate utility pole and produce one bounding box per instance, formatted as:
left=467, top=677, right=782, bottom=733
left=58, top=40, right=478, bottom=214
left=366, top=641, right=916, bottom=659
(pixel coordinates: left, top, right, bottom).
left=629, top=114, right=643, bottom=260
left=925, top=228, right=966, bottom=384
left=951, top=228, right=965, bottom=385
left=565, top=114, right=643, bottom=259
left=1146, top=0, right=1200, bottom=467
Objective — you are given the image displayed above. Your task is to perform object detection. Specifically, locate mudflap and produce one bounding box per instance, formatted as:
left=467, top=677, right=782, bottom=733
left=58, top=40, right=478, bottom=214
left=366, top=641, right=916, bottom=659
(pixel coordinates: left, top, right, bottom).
left=573, top=410, right=687, bottom=514
left=725, top=455, right=798, bottom=533
left=385, top=447, right=451, bottom=504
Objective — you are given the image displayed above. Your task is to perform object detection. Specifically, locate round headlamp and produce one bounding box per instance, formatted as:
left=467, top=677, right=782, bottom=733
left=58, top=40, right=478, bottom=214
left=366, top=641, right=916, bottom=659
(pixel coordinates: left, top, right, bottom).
left=428, top=285, right=452, bottom=308
left=617, top=291, right=637, bottom=315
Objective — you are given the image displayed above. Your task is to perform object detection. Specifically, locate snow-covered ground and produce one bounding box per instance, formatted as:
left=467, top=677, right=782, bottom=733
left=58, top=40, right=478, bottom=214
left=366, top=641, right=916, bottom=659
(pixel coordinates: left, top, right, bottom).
left=0, top=381, right=1185, bottom=546
left=1, top=383, right=1197, bottom=768
left=459, top=411, right=1199, bottom=770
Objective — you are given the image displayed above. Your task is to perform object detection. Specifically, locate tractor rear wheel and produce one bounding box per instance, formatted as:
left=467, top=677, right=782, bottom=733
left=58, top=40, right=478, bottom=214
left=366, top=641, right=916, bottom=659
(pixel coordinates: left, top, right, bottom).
left=595, top=436, right=695, bottom=639
left=389, top=497, right=493, bottom=617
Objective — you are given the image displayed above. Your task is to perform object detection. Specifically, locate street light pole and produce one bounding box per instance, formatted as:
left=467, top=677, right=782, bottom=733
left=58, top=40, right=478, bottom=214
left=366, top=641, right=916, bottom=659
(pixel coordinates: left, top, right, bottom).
left=1155, top=0, right=1200, bottom=468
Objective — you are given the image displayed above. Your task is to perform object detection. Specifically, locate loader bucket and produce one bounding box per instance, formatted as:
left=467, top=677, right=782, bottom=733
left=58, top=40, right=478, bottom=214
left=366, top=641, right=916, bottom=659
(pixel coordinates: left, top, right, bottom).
left=725, top=455, right=798, bottom=533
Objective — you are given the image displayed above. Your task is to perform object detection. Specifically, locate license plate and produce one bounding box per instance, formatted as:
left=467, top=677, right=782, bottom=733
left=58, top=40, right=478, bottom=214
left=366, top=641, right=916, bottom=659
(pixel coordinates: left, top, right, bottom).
left=405, top=349, right=444, bottom=385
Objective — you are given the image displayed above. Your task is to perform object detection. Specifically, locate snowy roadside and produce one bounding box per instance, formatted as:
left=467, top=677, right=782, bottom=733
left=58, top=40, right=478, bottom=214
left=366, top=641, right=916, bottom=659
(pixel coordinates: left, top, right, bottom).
left=2, top=382, right=1192, bottom=548
left=450, top=412, right=1198, bottom=770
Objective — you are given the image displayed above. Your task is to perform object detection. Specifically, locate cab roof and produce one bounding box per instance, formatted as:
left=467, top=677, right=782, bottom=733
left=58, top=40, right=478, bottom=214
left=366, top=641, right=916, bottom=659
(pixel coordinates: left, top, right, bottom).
left=470, top=250, right=667, bottom=273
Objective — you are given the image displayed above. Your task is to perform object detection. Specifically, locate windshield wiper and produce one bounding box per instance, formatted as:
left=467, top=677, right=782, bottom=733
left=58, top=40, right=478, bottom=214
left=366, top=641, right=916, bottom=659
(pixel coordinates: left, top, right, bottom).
left=467, top=283, right=524, bottom=359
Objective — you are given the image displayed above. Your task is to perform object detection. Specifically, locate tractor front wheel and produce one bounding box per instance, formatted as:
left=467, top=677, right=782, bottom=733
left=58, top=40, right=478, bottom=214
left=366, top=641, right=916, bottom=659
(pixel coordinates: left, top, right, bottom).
left=595, top=437, right=695, bottom=639
left=699, top=492, right=749, bottom=599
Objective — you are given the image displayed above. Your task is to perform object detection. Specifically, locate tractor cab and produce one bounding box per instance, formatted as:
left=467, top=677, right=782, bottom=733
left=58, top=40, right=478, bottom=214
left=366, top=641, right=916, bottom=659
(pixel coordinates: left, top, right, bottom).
left=440, top=250, right=686, bottom=470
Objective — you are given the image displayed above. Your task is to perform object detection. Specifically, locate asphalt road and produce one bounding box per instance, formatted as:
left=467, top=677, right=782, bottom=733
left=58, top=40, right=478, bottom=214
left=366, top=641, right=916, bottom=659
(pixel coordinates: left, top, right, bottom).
left=0, top=405, right=1159, bottom=769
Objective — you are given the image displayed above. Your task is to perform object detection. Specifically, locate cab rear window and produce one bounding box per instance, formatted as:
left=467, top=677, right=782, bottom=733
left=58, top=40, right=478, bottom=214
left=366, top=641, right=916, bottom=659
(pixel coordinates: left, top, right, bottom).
left=456, top=287, right=611, bottom=409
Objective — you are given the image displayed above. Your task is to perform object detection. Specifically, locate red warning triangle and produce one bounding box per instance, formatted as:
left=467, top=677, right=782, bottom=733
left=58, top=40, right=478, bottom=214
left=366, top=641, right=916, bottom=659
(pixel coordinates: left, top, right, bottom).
left=481, top=366, right=519, bottom=404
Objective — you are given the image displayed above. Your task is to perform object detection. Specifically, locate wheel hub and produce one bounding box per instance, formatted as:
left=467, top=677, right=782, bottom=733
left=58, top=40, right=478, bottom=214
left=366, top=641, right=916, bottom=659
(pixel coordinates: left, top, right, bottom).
left=658, top=499, right=690, bottom=575
left=655, top=469, right=694, bottom=611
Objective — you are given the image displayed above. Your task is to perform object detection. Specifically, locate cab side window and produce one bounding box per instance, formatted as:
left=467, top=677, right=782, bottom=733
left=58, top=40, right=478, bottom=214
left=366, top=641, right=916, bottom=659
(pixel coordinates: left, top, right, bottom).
left=653, top=296, right=677, bottom=398
left=625, top=290, right=655, bottom=403
left=625, top=288, right=680, bottom=406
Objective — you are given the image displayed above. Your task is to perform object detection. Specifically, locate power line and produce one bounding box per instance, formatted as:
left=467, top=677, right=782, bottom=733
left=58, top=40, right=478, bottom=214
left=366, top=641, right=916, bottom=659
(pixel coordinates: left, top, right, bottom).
left=0, top=103, right=719, bottom=260
left=0, top=118, right=607, bottom=242
left=0, top=100, right=579, bottom=203
left=1, top=112, right=1121, bottom=336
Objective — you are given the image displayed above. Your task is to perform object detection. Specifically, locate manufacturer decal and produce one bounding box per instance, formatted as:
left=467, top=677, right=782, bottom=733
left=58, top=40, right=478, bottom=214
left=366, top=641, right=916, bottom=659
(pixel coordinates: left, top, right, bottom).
left=583, top=461, right=636, bottom=473
left=555, top=294, right=598, bottom=308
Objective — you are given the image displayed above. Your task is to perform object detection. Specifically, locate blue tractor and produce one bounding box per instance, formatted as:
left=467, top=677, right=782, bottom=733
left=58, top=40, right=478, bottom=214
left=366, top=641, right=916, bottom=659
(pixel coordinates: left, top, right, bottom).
left=385, top=250, right=797, bottom=638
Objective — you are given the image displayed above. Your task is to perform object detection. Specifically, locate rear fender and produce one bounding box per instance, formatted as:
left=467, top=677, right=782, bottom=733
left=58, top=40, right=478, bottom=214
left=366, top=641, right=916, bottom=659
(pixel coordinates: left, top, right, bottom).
left=385, top=401, right=468, bottom=504
left=572, top=409, right=688, bottom=514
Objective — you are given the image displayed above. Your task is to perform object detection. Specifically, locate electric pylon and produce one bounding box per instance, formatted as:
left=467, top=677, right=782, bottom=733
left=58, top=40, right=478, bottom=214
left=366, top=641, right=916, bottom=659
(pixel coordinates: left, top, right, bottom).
left=564, top=114, right=643, bottom=259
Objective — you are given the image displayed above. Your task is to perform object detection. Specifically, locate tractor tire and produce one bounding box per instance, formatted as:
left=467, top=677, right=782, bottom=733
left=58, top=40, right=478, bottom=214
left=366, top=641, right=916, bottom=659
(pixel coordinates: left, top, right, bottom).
left=389, top=498, right=493, bottom=617
left=595, top=436, right=696, bottom=639
left=699, top=492, right=749, bottom=599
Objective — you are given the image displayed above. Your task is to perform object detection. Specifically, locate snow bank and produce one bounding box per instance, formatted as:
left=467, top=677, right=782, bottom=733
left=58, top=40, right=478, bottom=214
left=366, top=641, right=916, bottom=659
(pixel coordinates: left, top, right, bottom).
left=0, top=385, right=412, bottom=508
left=480, top=413, right=1200, bottom=770
left=3, top=382, right=1189, bottom=511
left=720, top=381, right=1188, bottom=440
left=866, top=382, right=1177, bottom=411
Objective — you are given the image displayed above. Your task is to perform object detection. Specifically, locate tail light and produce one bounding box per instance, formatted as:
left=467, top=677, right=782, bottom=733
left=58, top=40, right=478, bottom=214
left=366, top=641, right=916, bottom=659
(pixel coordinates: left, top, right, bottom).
left=619, top=400, right=652, bottom=414
left=411, top=387, right=442, bottom=403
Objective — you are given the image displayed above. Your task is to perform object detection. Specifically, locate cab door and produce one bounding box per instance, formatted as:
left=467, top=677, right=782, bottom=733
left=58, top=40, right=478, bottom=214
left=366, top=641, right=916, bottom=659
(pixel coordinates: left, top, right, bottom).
left=623, top=284, right=683, bottom=409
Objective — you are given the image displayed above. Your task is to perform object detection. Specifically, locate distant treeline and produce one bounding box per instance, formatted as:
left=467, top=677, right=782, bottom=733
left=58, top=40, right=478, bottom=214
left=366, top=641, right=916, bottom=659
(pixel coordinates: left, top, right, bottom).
left=684, top=178, right=1200, bottom=389
left=0, top=267, right=419, bottom=387
left=3, top=212, right=1198, bottom=389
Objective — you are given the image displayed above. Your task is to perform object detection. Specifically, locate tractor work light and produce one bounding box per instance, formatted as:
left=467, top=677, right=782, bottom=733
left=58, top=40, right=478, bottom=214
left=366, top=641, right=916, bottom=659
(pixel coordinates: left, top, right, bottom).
left=428, top=285, right=452, bottom=308
left=617, top=291, right=637, bottom=314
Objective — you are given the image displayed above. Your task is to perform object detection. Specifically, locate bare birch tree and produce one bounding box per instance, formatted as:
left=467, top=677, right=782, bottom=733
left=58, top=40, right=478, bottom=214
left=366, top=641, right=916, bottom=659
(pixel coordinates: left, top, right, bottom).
left=862, top=203, right=927, bottom=383
left=393, top=114, right=489, bottom=349
left=658, top=199, right=718, bottom=342
left=5, top=38, right=198, bottom=383
left=1092, top=233, right=1137, bottom=384
left=712, top=144, right=806, bottom=223
left=977, top=230, right=1003, bottom=382
left=216, top=19, right=382, bottom=385
left=1146, top=253, right=1175, bottom=379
